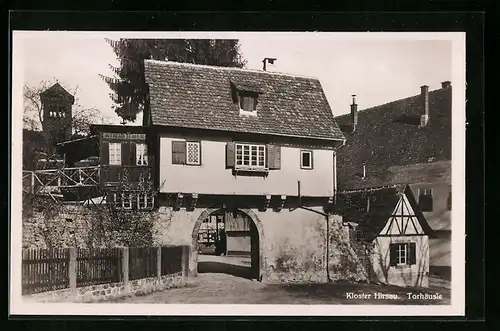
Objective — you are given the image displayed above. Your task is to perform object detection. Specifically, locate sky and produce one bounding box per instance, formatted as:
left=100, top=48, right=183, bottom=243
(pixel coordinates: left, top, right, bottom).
left=19, top=32, right=453, bottom=127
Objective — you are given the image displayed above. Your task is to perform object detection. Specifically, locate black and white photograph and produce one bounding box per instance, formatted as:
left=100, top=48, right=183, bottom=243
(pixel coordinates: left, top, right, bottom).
left=10, top=31, right=466, bottom=316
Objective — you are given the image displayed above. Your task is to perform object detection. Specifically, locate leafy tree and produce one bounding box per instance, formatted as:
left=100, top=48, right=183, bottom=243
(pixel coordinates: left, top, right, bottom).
left=101, top=39, right=247, bottom=123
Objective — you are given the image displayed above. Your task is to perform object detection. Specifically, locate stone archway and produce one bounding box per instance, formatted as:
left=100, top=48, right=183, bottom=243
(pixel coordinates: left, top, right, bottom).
left=191, top=208, right=265, bottom=281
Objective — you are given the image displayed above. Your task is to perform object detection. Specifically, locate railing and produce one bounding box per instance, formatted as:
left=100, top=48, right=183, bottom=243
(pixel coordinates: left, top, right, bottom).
left=22, top=166, right=100, bottom=196
left=100, top=165, right=152, bottom=185
left=22, top=245, right=188, bottom=296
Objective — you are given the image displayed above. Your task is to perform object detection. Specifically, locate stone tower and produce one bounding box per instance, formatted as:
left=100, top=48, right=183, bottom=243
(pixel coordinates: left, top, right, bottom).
left=40, top=82, right=75, bottom=144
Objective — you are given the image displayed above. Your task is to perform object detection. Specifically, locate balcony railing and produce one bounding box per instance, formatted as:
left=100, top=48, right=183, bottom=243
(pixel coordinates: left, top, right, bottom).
left=22, top=166, right=100, bottom=199
left=100, top=165, right=153, bottom=187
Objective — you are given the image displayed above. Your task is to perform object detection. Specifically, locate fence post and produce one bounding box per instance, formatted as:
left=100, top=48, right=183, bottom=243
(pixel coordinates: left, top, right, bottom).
left=122, top=247, right=129, bottom=294
left=181, top=246, right=189, bottom=283
left=157, top=247, right=162, bottom=278
left=31, top=172, right=35, bottom=194
left=69, top=248, right=77, bottom=290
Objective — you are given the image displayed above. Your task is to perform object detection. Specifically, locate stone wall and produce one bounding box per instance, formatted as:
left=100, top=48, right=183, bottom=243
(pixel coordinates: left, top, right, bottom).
left=22, top=202, right=168, bottom=249
left=23, top=272, right=185, bottom=303
left=152, top=206, right=368, bottom=284
left=258, top=209, right=368, bottom=283
left=22, top=203, right=369, bottom=285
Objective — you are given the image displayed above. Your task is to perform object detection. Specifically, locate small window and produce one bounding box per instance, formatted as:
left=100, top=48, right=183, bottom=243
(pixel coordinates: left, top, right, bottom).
left=109, top=143, right=122, bottom=165
left=186, top=141, right=201, bottom=165
left=239, top=92, right=258, bottom=112
left=300, top=150, right=313, bottom=169
left=396, top=244, right=407, bottom=265
left=136, top=143, right=148, bottom=166
left=122, top=193, right=132, bottom=209
left=418, top=188, right=433, bottom=212
left=390, top=242, right=416, bottom=267
left=137, top=193, right=154, bottom=210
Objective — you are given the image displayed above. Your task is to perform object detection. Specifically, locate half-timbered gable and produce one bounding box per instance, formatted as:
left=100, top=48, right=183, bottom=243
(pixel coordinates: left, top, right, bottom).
left=336, top=185, right=434, bottom=287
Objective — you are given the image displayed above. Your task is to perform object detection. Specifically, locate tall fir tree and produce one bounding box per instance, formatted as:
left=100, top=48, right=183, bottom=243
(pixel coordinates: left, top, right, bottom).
left=101, top=39, right=247, bottom=123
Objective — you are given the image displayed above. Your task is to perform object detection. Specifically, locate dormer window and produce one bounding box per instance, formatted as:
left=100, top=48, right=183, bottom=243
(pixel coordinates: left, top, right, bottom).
left=239, top=91, right=258, bottom=112
left=231, top=80, right=263, bottom=116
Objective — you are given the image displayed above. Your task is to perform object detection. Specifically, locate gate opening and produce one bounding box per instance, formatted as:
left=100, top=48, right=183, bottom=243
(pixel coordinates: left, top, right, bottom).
left=195, top=209, right=260, bottom=280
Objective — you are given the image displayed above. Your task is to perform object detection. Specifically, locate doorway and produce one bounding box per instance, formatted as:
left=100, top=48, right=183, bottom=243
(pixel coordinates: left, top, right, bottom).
left=195, top=208, right=261, bottom=280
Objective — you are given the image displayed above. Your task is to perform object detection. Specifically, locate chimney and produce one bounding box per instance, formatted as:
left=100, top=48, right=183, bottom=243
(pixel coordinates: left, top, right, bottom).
left=420, top=85, right=429, bottom=127
left=351, top=95, right=358, bottom=132
left=262, top=57, right=277, bottom=71
left=441, top=81, right=451, bottom=89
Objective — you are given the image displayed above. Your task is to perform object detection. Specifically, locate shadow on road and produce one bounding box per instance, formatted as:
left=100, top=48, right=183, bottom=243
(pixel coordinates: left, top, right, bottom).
left=197, top=261, right=253, bottom=280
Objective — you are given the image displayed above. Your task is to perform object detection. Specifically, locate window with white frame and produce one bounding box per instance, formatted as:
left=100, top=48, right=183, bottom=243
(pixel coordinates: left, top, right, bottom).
left=300, top=150, right=313, bottom=169
left=186, top=141, right=201, bottom=165
left=137, top=193, right=154, bottom=209
left=235, top=143, right=266, bottom=169
left=136, top=143, right=148, bottom=166
left=114, top=192, right=132, bottom=209
left=396, top=244, right=407, bottom=265
left=390, top=242, right=416, bottom=267
left=109, top=143, right=122, bottom=165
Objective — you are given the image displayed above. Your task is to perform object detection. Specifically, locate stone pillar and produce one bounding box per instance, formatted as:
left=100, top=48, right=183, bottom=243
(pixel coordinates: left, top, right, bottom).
left=181, top=245, right=190, bottom=284
left=122, top=247, right=129, bottom=293
left=156, top=246, right=162, bottom=278
left=68, top=247, right=77, bottom=289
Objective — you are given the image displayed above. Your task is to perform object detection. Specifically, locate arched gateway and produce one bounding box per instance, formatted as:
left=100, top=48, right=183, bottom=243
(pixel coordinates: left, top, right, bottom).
left=191, top=208, right=265, bottom=281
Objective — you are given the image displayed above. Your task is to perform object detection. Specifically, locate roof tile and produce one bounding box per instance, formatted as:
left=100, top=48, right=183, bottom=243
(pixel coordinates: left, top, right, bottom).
left=144, top=60, right=345, bottom=141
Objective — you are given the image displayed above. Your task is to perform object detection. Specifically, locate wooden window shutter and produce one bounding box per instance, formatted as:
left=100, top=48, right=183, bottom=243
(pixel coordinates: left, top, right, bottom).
left=130, top=142, right=137, bottom=165
left=226, top=142, right=235, bottom=168
left=408, top=243, right=417, bottom=265
left=100, top=141, right=109, bottom=165
left=389, top=244, right=398, bottom=267
left=172, top=141, right=186, bottom=164
left=267, top=144, right=281, bottom=169
left=121, top=142, right=131, bottom=166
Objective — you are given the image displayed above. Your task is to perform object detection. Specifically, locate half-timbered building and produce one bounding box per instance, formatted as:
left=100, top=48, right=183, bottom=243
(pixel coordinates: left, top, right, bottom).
left=85, top=59, right=359, bottom=283
left=336, top=185, right=435, bottom=287
left=335, top=82, right=452, bottom=281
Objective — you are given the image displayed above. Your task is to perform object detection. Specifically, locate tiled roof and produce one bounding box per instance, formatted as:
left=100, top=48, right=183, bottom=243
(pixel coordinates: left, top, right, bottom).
left=144, top=60, right=345, bottom=141
left=336, top=185, right=435, bottom=242
left=40, top=83, right=75, bottom=102
left=335, top=85, right=452, bottom=190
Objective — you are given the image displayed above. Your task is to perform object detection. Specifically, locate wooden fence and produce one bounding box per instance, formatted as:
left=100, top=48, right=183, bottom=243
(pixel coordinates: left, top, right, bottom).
left=22, top=245, right=187, bottom=296
left=76, top=248, right=122, bottom=287
left=22, top=248, right=70, bottom=295
left=129, top=247, right=157, bottom=281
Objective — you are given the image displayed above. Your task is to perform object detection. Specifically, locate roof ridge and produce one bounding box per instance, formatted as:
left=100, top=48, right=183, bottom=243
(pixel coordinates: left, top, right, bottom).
left=335, top=87, right=446, bottom=119
left=144, top=59, right=319, bottom=80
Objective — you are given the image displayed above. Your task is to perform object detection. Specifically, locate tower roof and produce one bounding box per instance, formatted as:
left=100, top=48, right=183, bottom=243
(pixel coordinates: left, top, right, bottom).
left=40, top=82, right=75, bottom=103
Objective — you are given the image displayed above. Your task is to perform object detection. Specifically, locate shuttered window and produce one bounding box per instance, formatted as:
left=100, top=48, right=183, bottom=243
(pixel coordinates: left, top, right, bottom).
left=389, top=243, right=416, bottom=267
left=109, top=143, right=122, bottom=165
left=226, top=142, right=281, bottom=171
left=235, top=143, right=266, bottom=169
